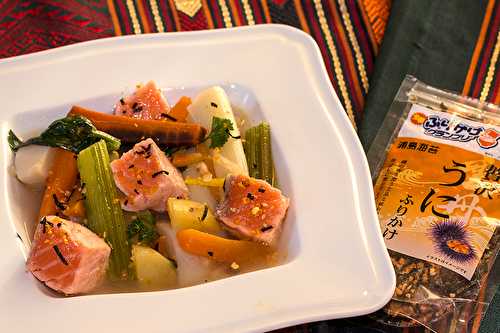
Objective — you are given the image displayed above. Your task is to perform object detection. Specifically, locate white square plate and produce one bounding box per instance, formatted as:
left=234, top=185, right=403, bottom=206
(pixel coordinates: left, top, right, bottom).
left=0, top=25, right=395, bottom=332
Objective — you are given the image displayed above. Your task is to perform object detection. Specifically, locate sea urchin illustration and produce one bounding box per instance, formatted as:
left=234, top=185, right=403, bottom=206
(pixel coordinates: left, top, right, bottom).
left=428, top=219, right=476, bottom=263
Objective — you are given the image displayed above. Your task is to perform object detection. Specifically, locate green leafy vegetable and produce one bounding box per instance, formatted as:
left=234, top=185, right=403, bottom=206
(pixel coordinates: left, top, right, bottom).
left=206, top=117, right=237, bottom=149
left=127, top=210, right=158, bottom=246
left=7, top=131, right=23, bottom=151
left=8, top=115, right=121, bottom=153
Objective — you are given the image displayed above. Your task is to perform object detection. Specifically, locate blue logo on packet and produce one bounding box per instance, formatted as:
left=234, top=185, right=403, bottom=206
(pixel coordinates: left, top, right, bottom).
left=422, top=115, right=484, bottom=143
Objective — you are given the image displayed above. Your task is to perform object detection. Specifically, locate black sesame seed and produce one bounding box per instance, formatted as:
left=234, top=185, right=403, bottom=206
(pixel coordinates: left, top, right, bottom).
left=53, top=245, right=69, bottom=265
left=40, top=217, right=48, bottom=234
left=152, top=170, right=169, bottom=178
left=161, top=113, right=178, bottom=121
left=200, top=204, right=209, bottom=221
left=260, top=225, right=274, bottom=232
left=52, top=194, right=66, bottom=211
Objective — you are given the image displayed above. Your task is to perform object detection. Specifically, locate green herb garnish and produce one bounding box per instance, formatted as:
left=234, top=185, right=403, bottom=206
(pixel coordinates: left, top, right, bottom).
left=127, top=210, right=158, bottom=246
left=8, top=115, right=120, bottom=153
left=206, top=117, right=240, bottom=149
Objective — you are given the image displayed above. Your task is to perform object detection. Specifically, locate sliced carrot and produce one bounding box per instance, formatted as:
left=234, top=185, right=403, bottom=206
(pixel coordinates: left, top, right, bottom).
left=38, top=148, right=78, bottom=221
left=172, top=152, right=205, bottom=167
left=69, top=105, right=207, bottom=147
left=176, top=229, right=270, bottom=264
left=168, top=96, right=191, bottom=122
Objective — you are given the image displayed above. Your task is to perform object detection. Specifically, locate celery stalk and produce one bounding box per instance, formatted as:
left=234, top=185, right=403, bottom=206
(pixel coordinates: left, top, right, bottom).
left=77, top=140, right=130, bottom=279
left=243, top=122, right=277, bottom=186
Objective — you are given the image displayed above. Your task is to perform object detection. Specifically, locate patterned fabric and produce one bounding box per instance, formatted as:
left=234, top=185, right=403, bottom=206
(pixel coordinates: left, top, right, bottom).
left=0, top=0, right=390, bottom=129
left=0, top=1, right=114, bottom=56
left=0, top=1, right=498, bottom=333
left=105, top=0, right=388, bottom=129
left=462, top=0, right=500, bottom=104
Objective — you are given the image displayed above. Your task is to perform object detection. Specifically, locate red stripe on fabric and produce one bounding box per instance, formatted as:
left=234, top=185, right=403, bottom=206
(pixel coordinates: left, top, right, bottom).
left=114, top=0, right=132, bottom=34
left=208, top=0, right=224, bottom=27
left=346, top=0, right=374, bottom=74
left=471, top=7, right=500, bottom=97
left=157, top=0, right=174, bottom=31
left=231, top=0, right=246, bottom=25
left=250, top=0, right=265, bottom=24
left=302, top=1, right=339, bottom=96
left=326, top=0, right=363, bottom=113
left=140, top=0, right=156, bottom=32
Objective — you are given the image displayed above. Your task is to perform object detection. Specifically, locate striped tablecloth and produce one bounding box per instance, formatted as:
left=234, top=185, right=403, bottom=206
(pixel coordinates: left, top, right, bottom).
left=0, top=1, right=498, bottom=332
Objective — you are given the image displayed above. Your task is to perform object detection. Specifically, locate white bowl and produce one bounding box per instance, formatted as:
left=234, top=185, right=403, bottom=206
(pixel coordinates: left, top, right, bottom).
left=0, top=25, right=395, bottom=333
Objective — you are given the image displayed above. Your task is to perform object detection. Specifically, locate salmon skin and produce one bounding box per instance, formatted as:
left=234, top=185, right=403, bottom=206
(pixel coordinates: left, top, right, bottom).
left=111, top=138, right=188, bottom=212
left=26, top=216, right=111, bottom=295
left=216, top=175, right=289, bottom=245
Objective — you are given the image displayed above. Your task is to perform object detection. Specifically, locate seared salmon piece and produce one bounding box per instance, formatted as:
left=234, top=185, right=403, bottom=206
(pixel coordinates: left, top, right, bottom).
left=114, top=81, right=170, bottom=120
left=110, top=138, right=188, bottom=212
left=216, top=175, right=289, bottom=245
left=26, top=216, right=110, bottom=295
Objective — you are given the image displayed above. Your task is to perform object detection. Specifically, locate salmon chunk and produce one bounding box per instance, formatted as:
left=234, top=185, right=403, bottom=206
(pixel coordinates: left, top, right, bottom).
left=114, top=81, right=170, bottom=120
left=26, top=216, right=110, bottom=295
left=216, top=175, right=289, bottom=245
left=111, top=138, right=188, bottom=212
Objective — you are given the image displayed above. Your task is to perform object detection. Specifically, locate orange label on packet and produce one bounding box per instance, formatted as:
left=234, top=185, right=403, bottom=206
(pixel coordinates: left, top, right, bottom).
left=374, top=105, right=499, bottom=279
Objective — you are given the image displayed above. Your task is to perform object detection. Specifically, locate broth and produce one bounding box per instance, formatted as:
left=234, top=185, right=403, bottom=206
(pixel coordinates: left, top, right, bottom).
left=15, top=85, right=290, bottom=296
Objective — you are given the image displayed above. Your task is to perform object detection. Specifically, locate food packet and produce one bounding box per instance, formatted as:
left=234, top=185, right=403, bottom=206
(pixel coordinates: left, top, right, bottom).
left=367, top=76, right=500, bottom=332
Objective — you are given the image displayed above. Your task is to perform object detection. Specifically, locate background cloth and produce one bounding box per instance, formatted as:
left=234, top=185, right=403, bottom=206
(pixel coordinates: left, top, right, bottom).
left=0, top=1, right=498, bottom=332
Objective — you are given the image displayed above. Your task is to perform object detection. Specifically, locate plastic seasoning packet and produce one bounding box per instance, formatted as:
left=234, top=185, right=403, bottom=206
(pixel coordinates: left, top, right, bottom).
left=367, top=76, right=500, bottom=333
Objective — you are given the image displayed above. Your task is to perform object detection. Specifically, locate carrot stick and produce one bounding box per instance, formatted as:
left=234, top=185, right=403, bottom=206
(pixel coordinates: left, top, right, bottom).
left=168, top=96, right=191, bottom=122
left=177, top=229, right=270, bottom=264
left=38, top=148, right=78, bottom=221
left=69, top=105, right=207, bottom=147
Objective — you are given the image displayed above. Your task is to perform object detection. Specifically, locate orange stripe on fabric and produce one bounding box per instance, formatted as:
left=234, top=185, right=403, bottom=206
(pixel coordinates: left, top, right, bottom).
left=201, top=0, right=215, bottom=29
left=462, top=0, right=495, bottom=95
left=260, top=0, right=271, bottom=23
left=293, top=0, right=310, bottom=34
left=357, top=0, right=378, bottom=54
left=168, top=0, right=182, bottom=30
left=107, top=0, right=122, bottom=35
left=227, top=0, right=242, bottom=25
left=328, top=0, right=364, bottom=110
left=136, top=0, right=152, bottom=33
left=361, top=0, right=390, bottom=45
